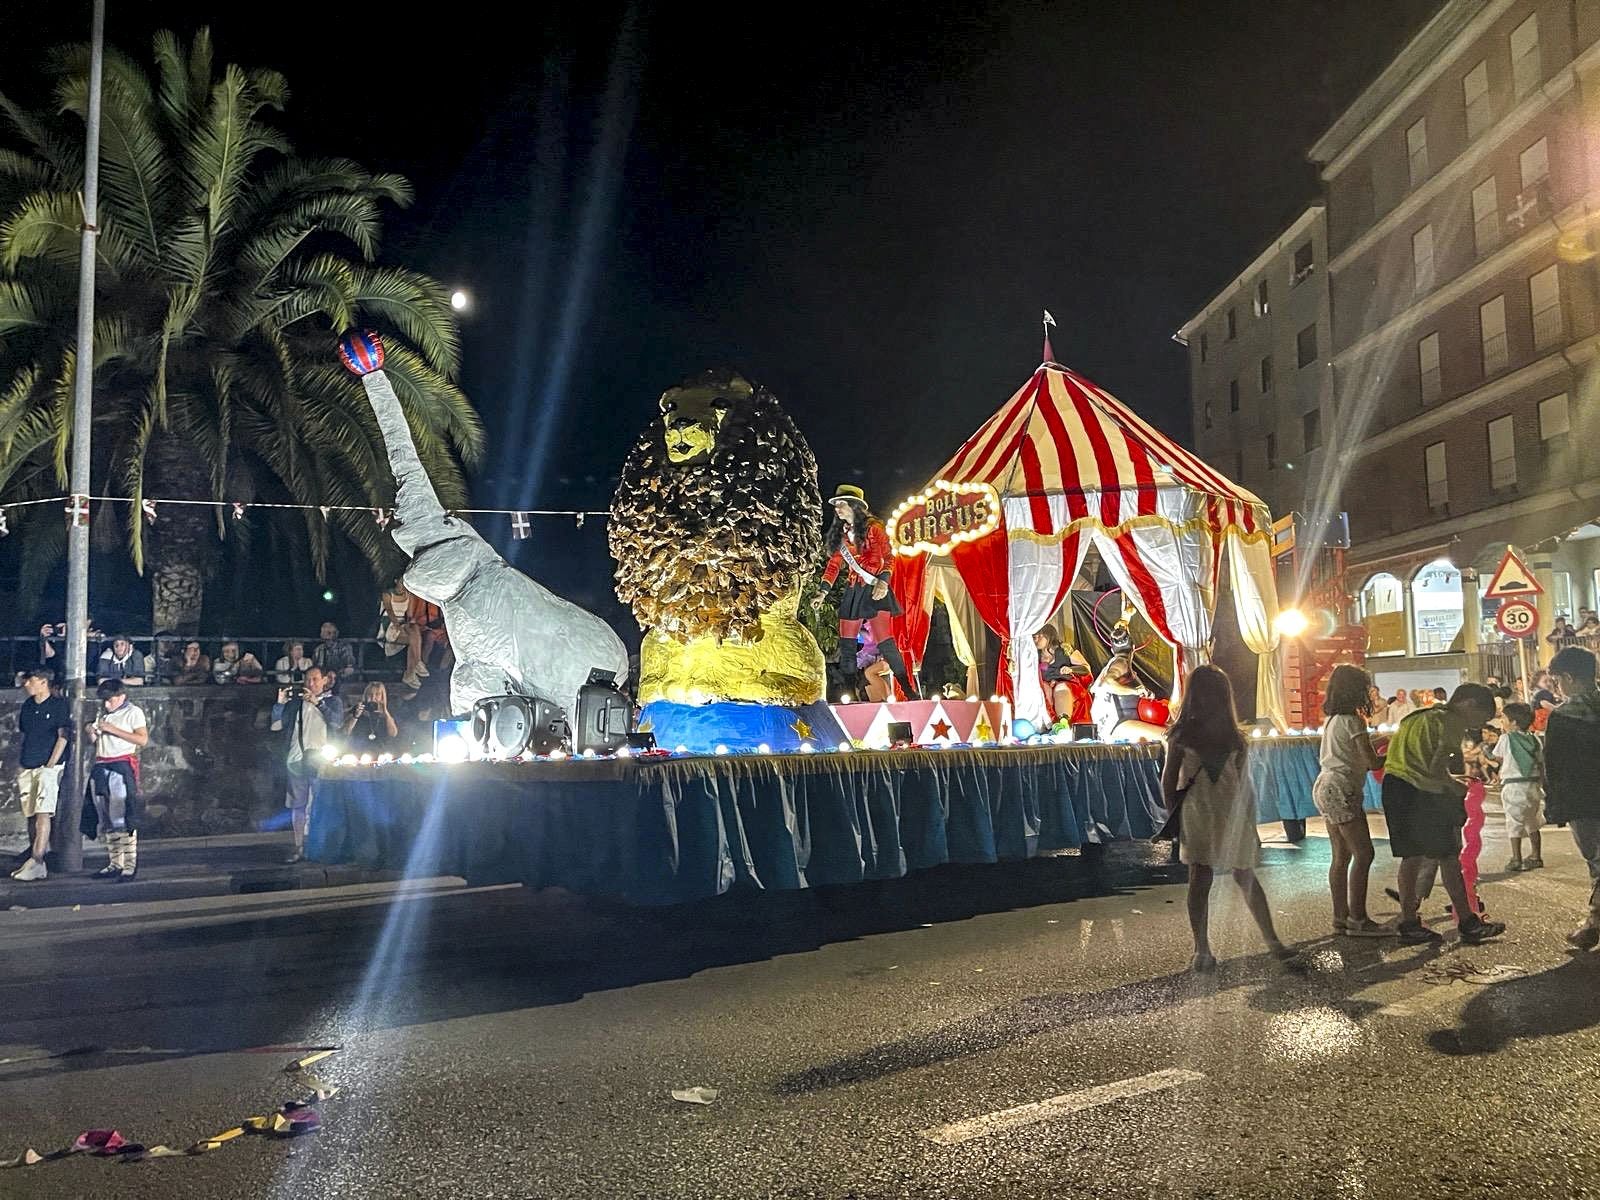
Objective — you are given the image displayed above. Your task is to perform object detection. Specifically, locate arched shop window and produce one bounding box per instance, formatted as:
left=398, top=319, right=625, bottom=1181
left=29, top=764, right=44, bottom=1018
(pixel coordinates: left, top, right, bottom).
left=1359, top=572, right=1406, bottom=656
left=1411, top=558, right=1464, bottom=655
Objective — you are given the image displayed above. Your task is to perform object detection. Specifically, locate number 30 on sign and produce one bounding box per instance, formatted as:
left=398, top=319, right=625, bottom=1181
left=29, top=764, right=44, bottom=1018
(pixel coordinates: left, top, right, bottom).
left=1496, top=600, right=1538, bottom=638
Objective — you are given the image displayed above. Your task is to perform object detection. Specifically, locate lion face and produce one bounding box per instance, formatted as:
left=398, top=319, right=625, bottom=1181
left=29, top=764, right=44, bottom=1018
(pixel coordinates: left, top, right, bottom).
left=659, top=377, right=750, bottom=464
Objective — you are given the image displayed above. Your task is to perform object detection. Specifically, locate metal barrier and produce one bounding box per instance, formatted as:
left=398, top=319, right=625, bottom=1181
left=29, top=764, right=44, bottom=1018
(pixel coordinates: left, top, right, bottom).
left=3, top=634, right=411, bottom=687
left=1477, top=632, right=1600, bottom=684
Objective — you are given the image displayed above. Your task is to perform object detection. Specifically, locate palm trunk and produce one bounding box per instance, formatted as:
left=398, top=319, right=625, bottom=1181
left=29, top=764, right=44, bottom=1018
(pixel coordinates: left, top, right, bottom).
left=145, top=433, right=214, bottom=635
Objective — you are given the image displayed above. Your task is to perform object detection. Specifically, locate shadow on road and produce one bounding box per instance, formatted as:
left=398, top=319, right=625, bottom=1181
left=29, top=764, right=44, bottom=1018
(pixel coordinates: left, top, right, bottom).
left=4, top=844, right=1194, bottom=1079
left=1427, top=952, right=1600, bottom=1055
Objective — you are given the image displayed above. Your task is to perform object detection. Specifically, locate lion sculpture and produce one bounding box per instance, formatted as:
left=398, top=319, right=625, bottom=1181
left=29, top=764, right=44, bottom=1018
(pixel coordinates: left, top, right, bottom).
left=610, top=369, right=826, bottom=705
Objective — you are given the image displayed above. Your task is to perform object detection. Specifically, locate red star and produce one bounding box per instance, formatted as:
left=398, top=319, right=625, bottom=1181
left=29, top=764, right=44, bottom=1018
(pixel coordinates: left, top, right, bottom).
left=930, top=719, right=953, bottom=740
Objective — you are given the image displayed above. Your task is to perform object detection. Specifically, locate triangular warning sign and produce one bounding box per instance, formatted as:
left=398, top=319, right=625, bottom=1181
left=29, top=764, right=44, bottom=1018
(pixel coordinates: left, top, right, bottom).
left=1483, top=547, right=1543, bottom=599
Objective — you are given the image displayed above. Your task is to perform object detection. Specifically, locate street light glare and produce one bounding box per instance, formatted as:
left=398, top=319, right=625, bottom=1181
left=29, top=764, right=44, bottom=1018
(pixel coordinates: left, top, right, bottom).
left=1273, top=608, right=1310, bottom=638
left=450, top=289, right=470, bottom=312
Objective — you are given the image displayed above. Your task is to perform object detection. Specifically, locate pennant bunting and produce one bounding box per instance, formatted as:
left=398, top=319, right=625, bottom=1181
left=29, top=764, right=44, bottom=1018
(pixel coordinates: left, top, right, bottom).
left=511, top=512, right=531, bottom=540
left=231, top=502, right=246, bottom=520
left=318, top=506, right=330, bottom=520
left=575, top=512, right=586, bottom=528
left=373, top=508, right=390, bottom=528
left=141, top=499, right=158, bottom=523
left=67, top=495, right=89, bottom=528
left=0, top=508, right=8, bottom=536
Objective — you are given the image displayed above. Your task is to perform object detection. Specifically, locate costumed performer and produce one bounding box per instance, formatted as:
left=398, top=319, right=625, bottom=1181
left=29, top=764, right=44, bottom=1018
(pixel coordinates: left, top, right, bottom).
left=1091, top=653, right=1168, bottom=743
left=812, top=485, right=918, bottom=700
left=1033, top=623, right=1092, bottom=725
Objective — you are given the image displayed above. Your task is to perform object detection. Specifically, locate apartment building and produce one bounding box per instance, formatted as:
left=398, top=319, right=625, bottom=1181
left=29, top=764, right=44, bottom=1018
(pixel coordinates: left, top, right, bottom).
left=1308, top=0, right=1600, bottom=681
left=1176, top=208, right=1334, bottom=520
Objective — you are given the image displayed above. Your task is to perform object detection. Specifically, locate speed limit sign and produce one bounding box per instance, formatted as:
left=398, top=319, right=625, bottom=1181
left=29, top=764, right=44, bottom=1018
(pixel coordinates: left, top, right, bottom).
left=1496, top=599, right=1538, bottom=638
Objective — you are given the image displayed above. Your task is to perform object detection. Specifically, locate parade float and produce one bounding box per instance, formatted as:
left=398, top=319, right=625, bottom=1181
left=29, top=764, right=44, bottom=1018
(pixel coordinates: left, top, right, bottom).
left=307, top=333, right=1325, bottom=905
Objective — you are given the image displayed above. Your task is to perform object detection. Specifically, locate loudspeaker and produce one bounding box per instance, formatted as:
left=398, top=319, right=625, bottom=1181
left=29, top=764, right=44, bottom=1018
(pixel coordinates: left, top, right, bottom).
left=886, top=720, right=914, bottom=746
left=471, top=694, right=568, bottom=758
left=575, top=670, right=632, bottom=755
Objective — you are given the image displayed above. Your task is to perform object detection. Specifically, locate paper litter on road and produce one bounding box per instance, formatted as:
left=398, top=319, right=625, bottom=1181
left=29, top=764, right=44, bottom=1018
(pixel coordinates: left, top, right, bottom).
left=1422, top=959, right=1529, bottom=986
left=670, top=1086, right=719, bottom=1105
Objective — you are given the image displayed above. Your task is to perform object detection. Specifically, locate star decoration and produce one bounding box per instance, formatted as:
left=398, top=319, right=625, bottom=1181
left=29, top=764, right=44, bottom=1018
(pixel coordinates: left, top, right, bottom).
left=974, top=715, right=993, bottom=741
left=930, top=719, right=953, bottom=740
left=637, top=719, right=654, bottom=734
left=791, top=718, right=813, bottom=739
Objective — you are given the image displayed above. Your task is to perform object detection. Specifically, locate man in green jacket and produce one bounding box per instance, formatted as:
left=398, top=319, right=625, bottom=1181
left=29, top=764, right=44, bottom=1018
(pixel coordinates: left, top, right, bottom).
left=1545, top=646, right=1600, bottom=950
left=1381, top=682, right=1504, bottom=945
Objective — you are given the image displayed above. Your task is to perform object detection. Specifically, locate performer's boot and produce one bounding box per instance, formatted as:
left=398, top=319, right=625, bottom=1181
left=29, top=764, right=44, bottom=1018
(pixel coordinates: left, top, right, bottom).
left=878, top=639, right=919, bottom=701
left=835, top=643, right=862, bottom=702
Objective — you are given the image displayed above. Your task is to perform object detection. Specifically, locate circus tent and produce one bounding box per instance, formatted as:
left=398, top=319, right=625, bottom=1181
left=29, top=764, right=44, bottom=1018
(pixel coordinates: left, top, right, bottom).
left=891, top=357, right=1289, bottom=730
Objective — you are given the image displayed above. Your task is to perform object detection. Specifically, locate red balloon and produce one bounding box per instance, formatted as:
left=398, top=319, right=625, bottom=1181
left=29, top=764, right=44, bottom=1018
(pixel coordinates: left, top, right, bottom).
left=1137, top=697, right=1171, bottom=726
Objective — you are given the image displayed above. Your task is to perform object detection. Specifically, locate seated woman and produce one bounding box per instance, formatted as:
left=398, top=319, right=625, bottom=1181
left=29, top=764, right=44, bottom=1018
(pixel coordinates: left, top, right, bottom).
left=1089, top=653, right=1169, bottom=742
left=1033, top=623, right=1092, bottom=725
left=170, top=640, right=212, bottom=686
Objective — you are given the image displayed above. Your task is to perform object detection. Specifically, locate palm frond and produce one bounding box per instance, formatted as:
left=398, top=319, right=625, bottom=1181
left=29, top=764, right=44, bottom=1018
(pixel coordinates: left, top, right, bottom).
left=349, top=264, right=460, bottom=376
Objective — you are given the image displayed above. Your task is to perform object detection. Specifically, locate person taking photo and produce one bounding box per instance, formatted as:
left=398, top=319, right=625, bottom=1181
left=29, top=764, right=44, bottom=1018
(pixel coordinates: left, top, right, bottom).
left=271, top=667, right=345, bottom=864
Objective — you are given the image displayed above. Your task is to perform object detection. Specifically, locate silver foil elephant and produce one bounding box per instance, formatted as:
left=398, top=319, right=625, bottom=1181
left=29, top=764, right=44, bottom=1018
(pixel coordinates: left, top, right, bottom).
left=339, top=331, right=629, bottom=718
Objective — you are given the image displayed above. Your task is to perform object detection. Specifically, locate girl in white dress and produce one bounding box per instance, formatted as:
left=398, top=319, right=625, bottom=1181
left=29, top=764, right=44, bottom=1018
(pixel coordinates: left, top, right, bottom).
left=1313, top=665, right=1388, bottom=936
left=1161, top=665, right=1294, bottom=973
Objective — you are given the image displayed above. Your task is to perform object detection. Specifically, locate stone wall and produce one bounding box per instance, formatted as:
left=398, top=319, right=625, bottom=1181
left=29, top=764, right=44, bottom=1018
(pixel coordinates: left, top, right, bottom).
left=0, top=685, right=286, bottom=840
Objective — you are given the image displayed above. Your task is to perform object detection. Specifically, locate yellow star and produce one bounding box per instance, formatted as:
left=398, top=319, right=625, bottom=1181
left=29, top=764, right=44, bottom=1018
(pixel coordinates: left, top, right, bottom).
left=791, top=718, right=812, bottom=739
left=637, top=718, right=654, bottom=734
left=974, top=715, right=993, bottom=741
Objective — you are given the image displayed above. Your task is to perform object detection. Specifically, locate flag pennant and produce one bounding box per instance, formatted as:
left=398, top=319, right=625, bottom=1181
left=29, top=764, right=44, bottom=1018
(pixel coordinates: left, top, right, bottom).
left=67, top=494, right=89, bottom=527
left=141, top=498, right=158, bottom=523
left=0, top=508, right=8, bottom=536
left=511, top=511, right=531, bottom=540
left=318, top=506, right=330, bottom=521
left=373, top=508, right=390, bottom=528
left=231, top=501, right=246, bottom=520
left=575, top=511, right=586, bottom=529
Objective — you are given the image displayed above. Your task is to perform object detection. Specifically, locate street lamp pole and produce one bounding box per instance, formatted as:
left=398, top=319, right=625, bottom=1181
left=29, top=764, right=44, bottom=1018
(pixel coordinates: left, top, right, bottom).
left=56, top=0, right=106, bottom=872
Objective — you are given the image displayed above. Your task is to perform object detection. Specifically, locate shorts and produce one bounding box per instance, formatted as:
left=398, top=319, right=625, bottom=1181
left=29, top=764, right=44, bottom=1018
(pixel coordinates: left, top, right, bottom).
left=285, top=773, right=316, bottom=810
left=1500, top=781, right=1544, bottom=838
left=1312, top=772, right=1364, bottom=825
left=1381, top=774, right=1464, bottom=860
left=17, top=765, right=63, bottom=817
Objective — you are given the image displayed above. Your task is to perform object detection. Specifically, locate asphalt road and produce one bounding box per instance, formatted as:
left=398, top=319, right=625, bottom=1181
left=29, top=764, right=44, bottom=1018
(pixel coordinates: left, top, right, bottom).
left=4, top=818, right=1600, bottom=1200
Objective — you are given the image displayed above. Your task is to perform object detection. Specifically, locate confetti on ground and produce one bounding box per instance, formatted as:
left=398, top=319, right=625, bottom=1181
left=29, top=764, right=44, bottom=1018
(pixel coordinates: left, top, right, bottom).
left=670, top=1087, right=719, bottom=1105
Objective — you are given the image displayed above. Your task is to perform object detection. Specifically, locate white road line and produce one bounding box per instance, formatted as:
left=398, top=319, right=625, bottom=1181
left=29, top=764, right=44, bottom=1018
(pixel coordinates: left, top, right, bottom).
left=921, top=1068, right=1205, bottom=1146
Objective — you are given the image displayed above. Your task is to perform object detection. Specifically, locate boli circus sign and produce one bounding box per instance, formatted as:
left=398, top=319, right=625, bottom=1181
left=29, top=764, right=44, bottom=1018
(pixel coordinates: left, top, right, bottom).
left=888, top=480, right=1001, bottom=557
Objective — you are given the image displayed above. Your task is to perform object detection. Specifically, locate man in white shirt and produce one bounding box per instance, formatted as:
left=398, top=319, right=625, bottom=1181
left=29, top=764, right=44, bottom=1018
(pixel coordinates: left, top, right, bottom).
left=87, top=679, right=149, bottom=880
left=271, top=667, right=345, bottom=863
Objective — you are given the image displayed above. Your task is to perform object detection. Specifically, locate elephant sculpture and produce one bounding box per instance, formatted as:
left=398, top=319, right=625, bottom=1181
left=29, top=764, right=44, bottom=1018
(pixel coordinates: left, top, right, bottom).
left=338, top=330, right=629, bottom=718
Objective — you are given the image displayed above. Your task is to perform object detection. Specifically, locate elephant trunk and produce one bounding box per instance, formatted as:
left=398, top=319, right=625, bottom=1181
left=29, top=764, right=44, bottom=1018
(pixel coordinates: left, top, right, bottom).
left=359, top=370, right=455, bottom=557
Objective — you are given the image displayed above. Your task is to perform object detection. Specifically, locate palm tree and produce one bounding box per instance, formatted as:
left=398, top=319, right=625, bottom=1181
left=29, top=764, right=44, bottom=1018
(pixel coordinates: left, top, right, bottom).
left=0, top=29, right=483, bottom=632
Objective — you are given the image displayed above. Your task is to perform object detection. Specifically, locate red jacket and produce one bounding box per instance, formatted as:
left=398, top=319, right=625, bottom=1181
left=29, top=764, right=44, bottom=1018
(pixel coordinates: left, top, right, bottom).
left=822, top=519, right=893, bottom=586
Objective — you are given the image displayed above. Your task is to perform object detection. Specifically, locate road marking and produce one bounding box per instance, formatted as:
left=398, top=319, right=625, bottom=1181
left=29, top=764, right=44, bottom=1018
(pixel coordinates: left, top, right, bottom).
left=921, top=1068, right=1205, bottom=1146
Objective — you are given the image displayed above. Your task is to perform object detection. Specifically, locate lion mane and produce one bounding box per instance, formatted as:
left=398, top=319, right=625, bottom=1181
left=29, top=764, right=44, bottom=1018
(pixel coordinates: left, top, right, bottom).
left=610, top=369, right=822, bottom=644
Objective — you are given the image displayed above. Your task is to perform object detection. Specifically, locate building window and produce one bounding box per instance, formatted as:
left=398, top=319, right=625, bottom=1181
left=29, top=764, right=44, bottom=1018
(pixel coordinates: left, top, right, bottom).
left=1519, top=137, right=1549, bottom=191
left=1471, top=176, right=1500, bottom=256
left=1292, top=242, right=1314, bottom=284
left=1488, top=414, right=1516, bottom=489
left=1259, top=356, right=1273, bottom=393
left=1303, top=408, right=1321, bottom=451
left=1297, top=323, right=1317, bottom=368
left=1360, top=572, right=1407, bottom=656
left=1418, top=332, right=1442, bottom=404
left=1199, top=332, right=1209, bottom=363
left=1229, top=378, right=1240, bottom=412
left=1539, top=392, right=1570, bottom=443
left=1511, top=12, right=1541, bottom=100
left=1425, top=441, right=1448, bottom=509
left=1226, top=307, right=1238, bottom=340
left=1530, top=263, right=1563, bottom=349
left=1266, top=432, right=1278, bottom=469
left=1254, top=277, right=1270, bottom=317
left=1463, top=60, right=1491, bottom=141
left=1412, top=558, right=1464, bottom=655
left=1480, top=294, right=1508, bottom=376
left=1411, top=224, right=1434, bottom=293
left=1406, top=117, right=1428, bottom=187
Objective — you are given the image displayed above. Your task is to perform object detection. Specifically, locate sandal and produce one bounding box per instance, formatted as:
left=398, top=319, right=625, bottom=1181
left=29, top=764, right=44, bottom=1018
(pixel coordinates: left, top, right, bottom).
left=1503, top=860, right=1525, bottom=872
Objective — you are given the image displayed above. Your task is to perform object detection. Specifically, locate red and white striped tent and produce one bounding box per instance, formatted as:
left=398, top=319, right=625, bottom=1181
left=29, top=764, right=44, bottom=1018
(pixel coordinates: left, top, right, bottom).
left=892, top=359, right=1288, bottom=729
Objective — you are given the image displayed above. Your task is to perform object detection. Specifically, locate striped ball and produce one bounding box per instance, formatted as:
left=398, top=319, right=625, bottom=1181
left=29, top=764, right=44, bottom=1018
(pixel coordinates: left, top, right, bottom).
left=337, top=329, right=385, bottom=376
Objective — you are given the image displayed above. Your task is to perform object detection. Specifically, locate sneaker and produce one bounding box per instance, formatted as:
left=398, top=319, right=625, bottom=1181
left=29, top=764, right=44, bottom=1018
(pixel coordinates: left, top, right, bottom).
left=1343, top=918, right=1394, bottom=938
left=92, top=864, right=121, bottom=879
left=1503, top=860, right=1525, bottom=873
left=284, top=851, right=304, bottom=865
left=1566, top=926, right=1600, bottom=951
left=1524, top=857, right=1544, bottom=869
left=1458, top=917, right=1507, bottom=944
left=1397, top=921, right=1442, bottom=945
left=116, top=867, right=138, bottom=882
left=10, top=857, right=46, bottom=881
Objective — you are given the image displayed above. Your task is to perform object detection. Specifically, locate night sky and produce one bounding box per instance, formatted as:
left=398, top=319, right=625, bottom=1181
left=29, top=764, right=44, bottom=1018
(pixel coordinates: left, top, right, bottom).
left=1, top=0, right=1440, bottom=637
